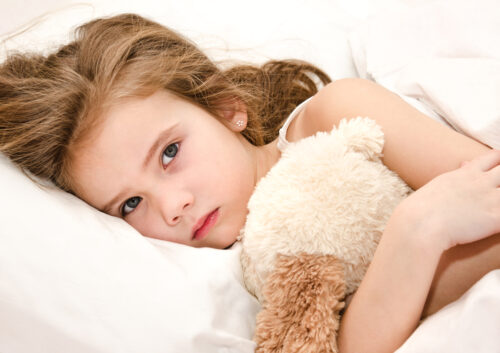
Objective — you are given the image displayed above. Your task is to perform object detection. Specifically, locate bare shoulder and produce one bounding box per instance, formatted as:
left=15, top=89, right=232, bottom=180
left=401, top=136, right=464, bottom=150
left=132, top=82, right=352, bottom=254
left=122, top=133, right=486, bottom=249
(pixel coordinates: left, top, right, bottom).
left=304, top=77, right=426, bottom=134
left=289, top=78, right=489, bottom=189
left=289, top=78, right=385, bottom=139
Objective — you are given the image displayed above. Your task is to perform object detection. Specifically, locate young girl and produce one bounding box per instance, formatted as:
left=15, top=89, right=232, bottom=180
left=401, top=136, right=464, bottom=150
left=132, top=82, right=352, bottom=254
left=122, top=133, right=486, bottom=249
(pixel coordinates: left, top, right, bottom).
left=1, top=13, right=499, bottom=353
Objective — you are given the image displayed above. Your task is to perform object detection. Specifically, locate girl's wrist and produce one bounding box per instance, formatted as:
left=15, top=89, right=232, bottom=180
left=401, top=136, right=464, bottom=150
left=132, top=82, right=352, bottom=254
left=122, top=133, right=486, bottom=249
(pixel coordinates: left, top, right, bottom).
left=387, top=201, right=449, bottom=257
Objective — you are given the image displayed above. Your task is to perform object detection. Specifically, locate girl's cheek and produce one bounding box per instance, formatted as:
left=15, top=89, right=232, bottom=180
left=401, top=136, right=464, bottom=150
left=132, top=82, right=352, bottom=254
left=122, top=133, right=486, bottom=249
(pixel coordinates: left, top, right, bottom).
left=127, top=205, right=148, bottom=232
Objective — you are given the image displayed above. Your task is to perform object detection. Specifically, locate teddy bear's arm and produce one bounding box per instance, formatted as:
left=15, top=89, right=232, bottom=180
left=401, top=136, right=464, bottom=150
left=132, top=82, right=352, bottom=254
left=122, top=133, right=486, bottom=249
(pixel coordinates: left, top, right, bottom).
left=254, top=253, right=345, bottom=353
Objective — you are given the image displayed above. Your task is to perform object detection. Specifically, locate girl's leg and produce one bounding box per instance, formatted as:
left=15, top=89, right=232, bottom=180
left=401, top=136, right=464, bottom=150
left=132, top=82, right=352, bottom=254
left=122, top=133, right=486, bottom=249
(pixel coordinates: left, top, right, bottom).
left=422, top=233, right=500, bottom=317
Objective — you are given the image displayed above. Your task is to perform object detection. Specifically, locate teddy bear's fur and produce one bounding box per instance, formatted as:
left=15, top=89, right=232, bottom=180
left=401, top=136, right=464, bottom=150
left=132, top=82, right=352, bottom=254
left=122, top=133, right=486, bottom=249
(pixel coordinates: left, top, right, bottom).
left=240, top=117, right=412, bottom=352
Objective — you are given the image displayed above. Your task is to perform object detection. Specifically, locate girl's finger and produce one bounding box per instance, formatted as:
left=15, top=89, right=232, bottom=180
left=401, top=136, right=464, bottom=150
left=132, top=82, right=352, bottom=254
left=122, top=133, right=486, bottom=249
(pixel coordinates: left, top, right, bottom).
left=467, top=150, right=500, bottom=172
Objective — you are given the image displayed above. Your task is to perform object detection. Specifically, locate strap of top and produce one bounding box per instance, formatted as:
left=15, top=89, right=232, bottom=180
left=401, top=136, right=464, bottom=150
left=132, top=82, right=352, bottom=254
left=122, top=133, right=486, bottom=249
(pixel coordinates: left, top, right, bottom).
left=277, top=97, right=312, bottom=152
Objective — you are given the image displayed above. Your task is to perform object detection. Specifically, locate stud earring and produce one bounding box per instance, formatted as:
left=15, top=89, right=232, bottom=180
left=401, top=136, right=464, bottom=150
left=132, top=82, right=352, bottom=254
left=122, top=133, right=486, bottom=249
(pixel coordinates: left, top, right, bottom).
left=236, top=120, right=244, bottom=127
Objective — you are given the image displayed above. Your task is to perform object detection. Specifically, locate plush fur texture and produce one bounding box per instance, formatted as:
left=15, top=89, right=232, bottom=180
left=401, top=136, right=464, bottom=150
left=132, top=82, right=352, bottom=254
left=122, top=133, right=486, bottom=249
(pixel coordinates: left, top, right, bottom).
left=240, top=117, right=412, bottom=352
left=255, top=253, right=345, bottom=353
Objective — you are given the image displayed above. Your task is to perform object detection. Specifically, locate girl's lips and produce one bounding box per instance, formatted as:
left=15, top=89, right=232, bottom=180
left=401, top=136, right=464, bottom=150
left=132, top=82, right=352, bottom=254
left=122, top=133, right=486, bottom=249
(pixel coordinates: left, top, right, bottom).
left=192, top=208, right=219, bottom=241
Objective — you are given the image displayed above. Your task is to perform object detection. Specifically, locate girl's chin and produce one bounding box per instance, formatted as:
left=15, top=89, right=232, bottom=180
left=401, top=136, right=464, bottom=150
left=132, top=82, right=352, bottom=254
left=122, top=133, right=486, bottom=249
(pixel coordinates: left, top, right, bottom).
left=224, top=240, right=237, bottom=249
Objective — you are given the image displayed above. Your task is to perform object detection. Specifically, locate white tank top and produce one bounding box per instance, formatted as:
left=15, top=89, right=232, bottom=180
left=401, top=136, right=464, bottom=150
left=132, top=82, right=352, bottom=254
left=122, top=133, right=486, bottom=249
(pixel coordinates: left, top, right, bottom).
left=277, top=97, right=312, bottom=152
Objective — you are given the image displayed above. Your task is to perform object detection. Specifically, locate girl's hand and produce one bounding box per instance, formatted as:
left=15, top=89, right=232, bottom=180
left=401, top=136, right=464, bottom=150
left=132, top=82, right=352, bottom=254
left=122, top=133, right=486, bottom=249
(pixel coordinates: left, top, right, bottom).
left=394, top=149, right=500, bottom=252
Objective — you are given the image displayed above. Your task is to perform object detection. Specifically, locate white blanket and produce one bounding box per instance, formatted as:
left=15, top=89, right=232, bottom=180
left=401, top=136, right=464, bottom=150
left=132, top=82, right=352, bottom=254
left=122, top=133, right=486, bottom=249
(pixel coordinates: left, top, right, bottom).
left=350, top=0, right=500, bottom=148
left=398, top=270, right=500, bottom=353
left=349, top=0, right=500, bottom=351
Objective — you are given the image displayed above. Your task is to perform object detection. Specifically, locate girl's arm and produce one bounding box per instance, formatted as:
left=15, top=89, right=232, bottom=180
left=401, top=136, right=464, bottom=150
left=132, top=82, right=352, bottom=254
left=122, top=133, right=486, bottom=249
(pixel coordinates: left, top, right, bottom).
left=339, top=200, right=443, bottom=352
left=285, top=78, right=499, bottom=352
left=341, top=152, right=500, bottom=352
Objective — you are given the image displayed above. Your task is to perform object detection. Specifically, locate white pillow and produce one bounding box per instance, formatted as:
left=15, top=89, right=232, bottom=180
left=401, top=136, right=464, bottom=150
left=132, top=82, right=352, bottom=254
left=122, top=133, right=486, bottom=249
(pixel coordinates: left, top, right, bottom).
left=0, top=154, right=259, bottom=353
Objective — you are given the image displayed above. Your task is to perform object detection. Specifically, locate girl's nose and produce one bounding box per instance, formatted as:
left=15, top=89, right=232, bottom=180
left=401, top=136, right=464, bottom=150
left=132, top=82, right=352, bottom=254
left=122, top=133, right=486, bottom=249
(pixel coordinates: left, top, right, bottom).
left=158, top=189, right=194, bottom=227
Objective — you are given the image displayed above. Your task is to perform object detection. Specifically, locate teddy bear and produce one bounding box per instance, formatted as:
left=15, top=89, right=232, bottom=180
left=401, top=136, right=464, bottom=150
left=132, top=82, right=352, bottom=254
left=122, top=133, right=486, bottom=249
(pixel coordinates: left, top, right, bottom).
left=239, top=117, right=412, bottom=353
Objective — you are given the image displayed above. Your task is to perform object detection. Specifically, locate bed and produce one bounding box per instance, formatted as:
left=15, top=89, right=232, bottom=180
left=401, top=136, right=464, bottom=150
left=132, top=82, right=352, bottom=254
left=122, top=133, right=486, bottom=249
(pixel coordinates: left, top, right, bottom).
left=1, top=0, right=499, bottom=352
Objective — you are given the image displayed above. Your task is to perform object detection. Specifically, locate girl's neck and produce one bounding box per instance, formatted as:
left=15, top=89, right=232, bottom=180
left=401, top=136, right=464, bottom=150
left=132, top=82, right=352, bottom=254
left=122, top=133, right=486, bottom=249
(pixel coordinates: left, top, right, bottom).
left=240, top=135, right=281, bottom=187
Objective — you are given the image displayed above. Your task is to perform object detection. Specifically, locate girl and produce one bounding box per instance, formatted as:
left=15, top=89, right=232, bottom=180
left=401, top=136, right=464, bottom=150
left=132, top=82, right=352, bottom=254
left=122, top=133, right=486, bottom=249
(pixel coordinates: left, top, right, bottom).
left=1, top=13, right=499, bottom=353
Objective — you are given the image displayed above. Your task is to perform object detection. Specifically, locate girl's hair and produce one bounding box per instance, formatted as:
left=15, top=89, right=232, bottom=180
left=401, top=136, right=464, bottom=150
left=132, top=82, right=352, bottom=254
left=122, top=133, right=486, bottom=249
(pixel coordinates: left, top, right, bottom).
left=0, top=13, right=330, bottom=193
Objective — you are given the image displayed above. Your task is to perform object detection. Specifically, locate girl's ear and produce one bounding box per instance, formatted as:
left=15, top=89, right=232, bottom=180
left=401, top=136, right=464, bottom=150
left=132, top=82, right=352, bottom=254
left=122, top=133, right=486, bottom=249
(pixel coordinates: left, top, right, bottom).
left=218, top=99, right=248, bottom=132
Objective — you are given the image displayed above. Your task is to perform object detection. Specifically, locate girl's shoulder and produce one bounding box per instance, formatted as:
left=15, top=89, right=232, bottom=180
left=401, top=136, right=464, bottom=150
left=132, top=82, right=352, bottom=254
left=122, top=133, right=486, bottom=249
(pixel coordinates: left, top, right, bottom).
left=287, top=78, right=489, bottom=189
left=286, top=78, right=382, bottom=142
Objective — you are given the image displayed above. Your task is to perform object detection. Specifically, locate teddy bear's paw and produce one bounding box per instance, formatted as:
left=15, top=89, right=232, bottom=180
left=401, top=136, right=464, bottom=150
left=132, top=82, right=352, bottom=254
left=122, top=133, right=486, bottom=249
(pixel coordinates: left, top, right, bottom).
left=336, top=117, right=384, bottom=161
left=254, top=253, right=345, bottom=353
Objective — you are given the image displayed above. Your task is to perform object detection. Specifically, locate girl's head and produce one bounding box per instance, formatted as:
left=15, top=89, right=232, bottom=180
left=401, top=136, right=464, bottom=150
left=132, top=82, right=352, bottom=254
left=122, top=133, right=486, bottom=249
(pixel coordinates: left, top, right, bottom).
left=0, top=14, right=330, bottom=248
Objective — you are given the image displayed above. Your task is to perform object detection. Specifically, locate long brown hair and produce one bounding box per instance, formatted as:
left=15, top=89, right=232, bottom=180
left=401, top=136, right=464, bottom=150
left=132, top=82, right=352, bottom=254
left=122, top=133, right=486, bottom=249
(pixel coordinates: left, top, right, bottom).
left=0, top=13, right=330, bottom=193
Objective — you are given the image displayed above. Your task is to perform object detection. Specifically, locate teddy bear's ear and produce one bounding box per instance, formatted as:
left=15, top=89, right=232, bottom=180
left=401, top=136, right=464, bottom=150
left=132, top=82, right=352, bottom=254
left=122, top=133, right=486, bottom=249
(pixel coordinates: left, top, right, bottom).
left=254, top=253, right=345, bottom=353
left=336, top=117, right=385, bottom=161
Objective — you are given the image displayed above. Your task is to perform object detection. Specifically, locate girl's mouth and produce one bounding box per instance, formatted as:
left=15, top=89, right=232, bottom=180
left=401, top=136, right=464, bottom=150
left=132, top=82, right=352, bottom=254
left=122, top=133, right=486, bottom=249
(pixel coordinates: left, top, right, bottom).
left=192, top=208, right=219, bottom=241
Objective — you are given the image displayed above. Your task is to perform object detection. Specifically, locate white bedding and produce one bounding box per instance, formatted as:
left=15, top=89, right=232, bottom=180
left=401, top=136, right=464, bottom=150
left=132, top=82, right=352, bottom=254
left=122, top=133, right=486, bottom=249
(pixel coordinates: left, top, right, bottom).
left=397, top=270, right=500, bottom=353
left=350, top=0, right=500, bottom=148
left=1, top=0, right=499, bottom=352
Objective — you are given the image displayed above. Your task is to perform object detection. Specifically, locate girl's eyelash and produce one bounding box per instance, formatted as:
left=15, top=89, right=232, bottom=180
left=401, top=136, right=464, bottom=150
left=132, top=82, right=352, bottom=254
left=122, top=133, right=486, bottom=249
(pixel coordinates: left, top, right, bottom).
left=162, top=142, right=180, bottom=168
left=121, top=196, right=142, bottom=217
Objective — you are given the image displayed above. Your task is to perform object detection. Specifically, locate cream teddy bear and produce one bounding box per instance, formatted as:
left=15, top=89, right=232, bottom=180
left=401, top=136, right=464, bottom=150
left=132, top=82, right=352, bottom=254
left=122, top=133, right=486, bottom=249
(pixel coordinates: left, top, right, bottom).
left=240, top=117, right=411, bottom=353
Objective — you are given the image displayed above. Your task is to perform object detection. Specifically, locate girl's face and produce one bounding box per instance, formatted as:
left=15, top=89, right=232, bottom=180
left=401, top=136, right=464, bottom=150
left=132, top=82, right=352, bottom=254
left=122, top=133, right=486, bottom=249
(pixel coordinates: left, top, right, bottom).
left=71, top=90, right=278, bottom=249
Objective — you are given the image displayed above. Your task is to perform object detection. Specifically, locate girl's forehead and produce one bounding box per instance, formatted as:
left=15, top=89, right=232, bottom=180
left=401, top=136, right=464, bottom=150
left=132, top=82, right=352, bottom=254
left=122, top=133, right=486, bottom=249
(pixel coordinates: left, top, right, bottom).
left=68, top=94, right=170, bottom=192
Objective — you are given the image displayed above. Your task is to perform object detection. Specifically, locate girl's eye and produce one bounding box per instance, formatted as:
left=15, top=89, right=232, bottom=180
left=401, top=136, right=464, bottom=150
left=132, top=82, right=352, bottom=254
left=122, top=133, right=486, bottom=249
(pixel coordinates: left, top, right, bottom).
left=162, top=143, right=179, bottom=167
left=121, top=196, right=142, bottom=216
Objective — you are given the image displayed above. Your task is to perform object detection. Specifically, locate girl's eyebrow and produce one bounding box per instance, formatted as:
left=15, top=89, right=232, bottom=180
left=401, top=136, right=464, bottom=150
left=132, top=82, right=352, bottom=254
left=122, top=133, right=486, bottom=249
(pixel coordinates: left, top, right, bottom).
left=142, top=123, right=179, bottom=168
left=101, top=124, right=179, bottom=214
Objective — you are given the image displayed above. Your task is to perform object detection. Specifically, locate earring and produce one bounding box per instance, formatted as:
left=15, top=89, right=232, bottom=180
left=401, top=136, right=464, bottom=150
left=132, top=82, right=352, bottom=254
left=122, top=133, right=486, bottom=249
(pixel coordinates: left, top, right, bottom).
left=236, top=120, right=244, bottom=127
